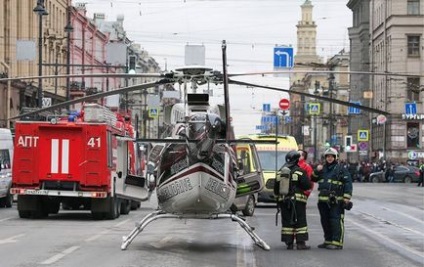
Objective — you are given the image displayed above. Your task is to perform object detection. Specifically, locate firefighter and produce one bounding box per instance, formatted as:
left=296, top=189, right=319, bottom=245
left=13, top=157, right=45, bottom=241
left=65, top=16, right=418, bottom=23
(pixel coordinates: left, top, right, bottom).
left=311, top=148, right=353, bottom=250
left=274, top=150, right=312, bottom=250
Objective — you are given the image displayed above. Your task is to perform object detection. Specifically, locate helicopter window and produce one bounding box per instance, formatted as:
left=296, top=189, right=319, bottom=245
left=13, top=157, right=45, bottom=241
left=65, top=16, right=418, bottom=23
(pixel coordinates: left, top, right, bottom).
left=190, top=121, right=205, bottom=132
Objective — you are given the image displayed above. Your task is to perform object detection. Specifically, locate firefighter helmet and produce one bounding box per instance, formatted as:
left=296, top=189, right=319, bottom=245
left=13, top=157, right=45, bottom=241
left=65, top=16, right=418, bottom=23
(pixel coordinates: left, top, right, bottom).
left=324, top=148, right=338, bottom=160
left=285, top=150, right=300, bottom=167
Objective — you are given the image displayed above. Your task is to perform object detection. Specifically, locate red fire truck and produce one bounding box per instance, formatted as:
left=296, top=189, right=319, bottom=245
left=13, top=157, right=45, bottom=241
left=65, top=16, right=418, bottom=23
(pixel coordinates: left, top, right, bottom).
left=11, top=103, right=150, bottom=219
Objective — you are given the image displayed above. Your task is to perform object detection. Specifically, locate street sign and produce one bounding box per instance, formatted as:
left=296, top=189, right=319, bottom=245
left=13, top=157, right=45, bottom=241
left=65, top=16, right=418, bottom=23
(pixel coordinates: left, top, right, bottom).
left=273, top=46, right=294, bottom=68
left=376, top=114, right=387, bottom=124
left=42, top=97, right=51, bottom=108
left=358, top=130, right=369, bottom=141
left=263, top=103, right=271, bottom=113
left=261, top=115, right=277, bottom=125
left=285, top=116, right=292, bottom=123
left=149, top=108, right=158, bottom=118
left=405, top=103, right=417, bottom=115
left=309, top=103, right=320, bottom=115
left=348, top=101, right=361, bottom=115
left=279, top=98, right=290, bottom=110
left=358, top=142, right=368, bottom=151
left=256, top=125, right=269, bottom=131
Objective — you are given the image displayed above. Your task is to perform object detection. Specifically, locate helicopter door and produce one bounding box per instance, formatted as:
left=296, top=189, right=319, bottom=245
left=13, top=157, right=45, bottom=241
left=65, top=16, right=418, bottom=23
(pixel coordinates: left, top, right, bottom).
left=115, top=137, right=150, bottom=202
left=235, top=144, right=265, bottom=198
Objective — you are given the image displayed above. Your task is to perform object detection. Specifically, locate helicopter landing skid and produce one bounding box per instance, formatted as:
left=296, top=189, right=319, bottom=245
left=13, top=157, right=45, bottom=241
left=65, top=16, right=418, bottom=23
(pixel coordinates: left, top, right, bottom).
left=121, top=210, right=271, bottom=251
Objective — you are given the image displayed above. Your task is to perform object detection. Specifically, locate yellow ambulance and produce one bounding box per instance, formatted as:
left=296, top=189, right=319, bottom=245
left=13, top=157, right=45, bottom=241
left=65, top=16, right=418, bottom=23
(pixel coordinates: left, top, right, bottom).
left=237, top=134, right=299, bottom=203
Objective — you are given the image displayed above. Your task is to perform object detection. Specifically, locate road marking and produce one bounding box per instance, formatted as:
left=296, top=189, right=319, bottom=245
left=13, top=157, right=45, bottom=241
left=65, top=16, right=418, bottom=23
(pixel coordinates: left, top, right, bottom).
left=84, top=219, right=130, bottom=242
left=349, top=219, right=424, bottom=261
left=114, top=219, right=130, bottom=227
left=236, top=225, right=257, bottom=267
left=40, top=245, right=80, bottom=265
left=359, top=211, right=424, bottom=237
left=84, top=230, right=110, bottom=242
left=0, top=234, right=25, bottom=244
left=0, top=217, right=12, bottom=222
left=381, top=206, right=424, bottom=225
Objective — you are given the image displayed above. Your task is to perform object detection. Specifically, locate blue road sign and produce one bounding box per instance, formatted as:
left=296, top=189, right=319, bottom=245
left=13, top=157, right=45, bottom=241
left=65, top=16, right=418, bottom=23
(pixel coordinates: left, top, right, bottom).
left=358, top=130, right=369, bottom=141
left=309, top=103, right=320, bottom=115
left=348, top=101, right=362, bottom=114
left=261, top=115, right=277, bottom=125
left=149, top=108, right=158, bottom=118
left=256, top=125, right=269, bottom=131
left=263, top=103, right=271, bottom=113
left=273, top=46, right=294, bottom=68
left=285, top=116, right=292, bottom=123
left=405, top=103, right=417, bottom=115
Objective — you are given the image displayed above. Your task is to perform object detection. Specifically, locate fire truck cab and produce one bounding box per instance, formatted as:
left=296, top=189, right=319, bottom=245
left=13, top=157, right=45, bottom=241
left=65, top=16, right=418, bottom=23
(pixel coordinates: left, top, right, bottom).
left=11, top=104, right=149, bottom=219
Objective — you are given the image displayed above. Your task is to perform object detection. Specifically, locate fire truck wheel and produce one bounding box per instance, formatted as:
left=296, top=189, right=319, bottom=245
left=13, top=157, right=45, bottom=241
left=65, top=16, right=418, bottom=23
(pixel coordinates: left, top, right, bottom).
left=130, top=201, right=140, bottom=210
left=120, top=199, right=131, bottom=215
left=106, top=197, right=121, bottom=220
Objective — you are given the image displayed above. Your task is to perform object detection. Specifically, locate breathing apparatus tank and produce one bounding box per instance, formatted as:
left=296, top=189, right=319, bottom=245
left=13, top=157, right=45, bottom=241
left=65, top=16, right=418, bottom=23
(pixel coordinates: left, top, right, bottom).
left=276, top=166, right=291, bottom=196
left=274, top=150, right=300, bottom=197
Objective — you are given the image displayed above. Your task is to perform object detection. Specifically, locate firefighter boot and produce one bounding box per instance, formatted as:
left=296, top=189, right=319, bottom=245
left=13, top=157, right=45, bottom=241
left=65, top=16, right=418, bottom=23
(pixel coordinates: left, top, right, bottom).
left=286, top=242, right=294, bottom=250
left=296, top=241, right=310, bottom=250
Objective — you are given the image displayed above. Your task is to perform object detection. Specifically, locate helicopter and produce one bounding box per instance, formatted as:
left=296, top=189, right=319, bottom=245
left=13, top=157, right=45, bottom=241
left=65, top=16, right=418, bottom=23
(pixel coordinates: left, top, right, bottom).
left=1, top=40, right=396, bottom=251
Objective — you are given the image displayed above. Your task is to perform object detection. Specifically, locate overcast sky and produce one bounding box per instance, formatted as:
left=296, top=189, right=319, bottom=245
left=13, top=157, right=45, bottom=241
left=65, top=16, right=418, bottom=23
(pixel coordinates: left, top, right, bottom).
left=81, top=0, right=352, bottom=135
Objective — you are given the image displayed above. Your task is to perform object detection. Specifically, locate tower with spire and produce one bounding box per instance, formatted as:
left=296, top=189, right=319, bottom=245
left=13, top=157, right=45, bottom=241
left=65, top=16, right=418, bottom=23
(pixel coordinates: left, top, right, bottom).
left=295, top=0, right=321, bottom=64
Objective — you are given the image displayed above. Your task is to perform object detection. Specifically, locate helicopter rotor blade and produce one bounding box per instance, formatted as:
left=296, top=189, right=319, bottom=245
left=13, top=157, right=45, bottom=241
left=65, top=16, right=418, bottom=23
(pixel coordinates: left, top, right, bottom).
left=0, top=72, right=164, bottom=82
left=228, top=79, right=389, bottom=116
left=7, top=79, right=171, bottom=121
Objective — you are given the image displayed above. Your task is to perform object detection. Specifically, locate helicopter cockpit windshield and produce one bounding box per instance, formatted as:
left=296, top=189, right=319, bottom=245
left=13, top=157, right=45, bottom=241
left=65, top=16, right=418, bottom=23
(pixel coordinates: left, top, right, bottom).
left=188, top=113, right=207, bottom=139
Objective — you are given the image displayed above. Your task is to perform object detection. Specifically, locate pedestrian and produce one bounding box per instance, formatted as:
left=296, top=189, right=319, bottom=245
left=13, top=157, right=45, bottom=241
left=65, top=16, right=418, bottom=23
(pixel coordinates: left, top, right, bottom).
left=418, top=161, right=424, bottom=187
left=387, top=164, right=394, bottom=183
left=274, top=150, right=312, bottom=250
left=311, top=148, right=353, bottom=250
left=298, top=150, right=314, bottom=197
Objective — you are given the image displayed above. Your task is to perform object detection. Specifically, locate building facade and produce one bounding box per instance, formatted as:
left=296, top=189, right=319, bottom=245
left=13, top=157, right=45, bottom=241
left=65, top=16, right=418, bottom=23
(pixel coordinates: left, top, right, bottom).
left=369, top=0, right=424, bottom=164
left=347, top=0, right=372, bottom=162
left=0, top=0, right=69, bottom=127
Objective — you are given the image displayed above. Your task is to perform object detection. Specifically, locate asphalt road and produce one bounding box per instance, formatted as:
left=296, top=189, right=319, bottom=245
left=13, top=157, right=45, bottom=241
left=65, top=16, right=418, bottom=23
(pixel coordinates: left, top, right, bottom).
left=0, top=183, right=422, bottom=267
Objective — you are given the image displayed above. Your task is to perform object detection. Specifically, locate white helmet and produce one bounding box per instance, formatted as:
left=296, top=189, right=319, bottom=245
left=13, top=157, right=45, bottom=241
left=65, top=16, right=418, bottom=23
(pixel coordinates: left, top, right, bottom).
left=324, top=148, right=338, bottom=160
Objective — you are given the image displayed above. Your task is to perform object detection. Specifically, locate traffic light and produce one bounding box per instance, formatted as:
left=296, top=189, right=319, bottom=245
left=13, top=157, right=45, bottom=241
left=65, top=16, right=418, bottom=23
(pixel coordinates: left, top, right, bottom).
left=345, top=135, right=352, bottom=147
left=345, top=135, right=354, bottom=152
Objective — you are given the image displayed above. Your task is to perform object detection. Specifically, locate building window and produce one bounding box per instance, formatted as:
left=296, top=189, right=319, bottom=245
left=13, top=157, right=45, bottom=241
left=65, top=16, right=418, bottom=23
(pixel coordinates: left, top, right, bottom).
left=407, top=122, right=420, bottom=148
left=406, top=77, right=421, bottom=102
left=407, top=0, right=420, bottom=15
left=407, top=35, right=420, bottom=57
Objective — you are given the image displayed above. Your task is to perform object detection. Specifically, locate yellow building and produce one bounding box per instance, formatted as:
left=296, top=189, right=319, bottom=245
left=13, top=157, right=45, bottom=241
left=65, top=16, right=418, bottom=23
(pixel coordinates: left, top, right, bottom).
left=0, top=0, right=69, bottom=128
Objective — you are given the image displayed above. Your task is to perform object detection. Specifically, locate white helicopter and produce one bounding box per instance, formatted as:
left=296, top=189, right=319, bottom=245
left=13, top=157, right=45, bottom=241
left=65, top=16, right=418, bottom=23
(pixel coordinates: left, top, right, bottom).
left=118, top=43, right=271, bottom=250
left=2, top=40, right=393, bottom=251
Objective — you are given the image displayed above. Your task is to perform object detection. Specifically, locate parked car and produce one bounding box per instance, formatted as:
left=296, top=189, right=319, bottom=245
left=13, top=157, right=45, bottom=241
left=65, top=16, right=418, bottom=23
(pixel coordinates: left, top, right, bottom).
left=0, top=128, right=13, bottom=208
left=369, top=165, right=420, bottom=183
left=232, top=193, right=257, bottom=216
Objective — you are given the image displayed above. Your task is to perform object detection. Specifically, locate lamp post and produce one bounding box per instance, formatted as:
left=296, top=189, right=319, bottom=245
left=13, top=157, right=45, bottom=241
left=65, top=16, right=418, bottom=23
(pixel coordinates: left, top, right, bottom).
left=328, top=73, right=335, bottom=146
left=313, top=81, right=320, bottom=163
left=64, top=1, right=73, bottom=102
left=33, top=0, right=48, bottom=108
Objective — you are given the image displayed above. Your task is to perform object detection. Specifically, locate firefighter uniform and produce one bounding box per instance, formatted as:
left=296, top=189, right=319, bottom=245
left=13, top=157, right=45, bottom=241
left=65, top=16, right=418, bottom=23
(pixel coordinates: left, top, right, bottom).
left=311, top=148, right=352, bottom=250
left=274, top=151, right=312, bottom=250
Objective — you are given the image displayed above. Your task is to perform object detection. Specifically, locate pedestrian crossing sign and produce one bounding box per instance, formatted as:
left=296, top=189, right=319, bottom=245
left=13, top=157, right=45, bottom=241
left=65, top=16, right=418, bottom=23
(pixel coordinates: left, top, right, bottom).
left=309, top=103, right=320, bottom=115
left=357, top=129, right=369, bottom=141
left=149, top=108, right=158, bottom=118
